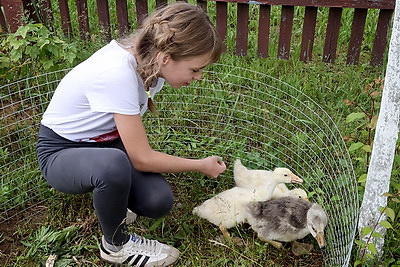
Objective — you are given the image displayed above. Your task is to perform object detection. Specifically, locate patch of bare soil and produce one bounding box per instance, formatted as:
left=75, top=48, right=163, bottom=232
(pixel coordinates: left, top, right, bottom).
left=0, top=205, right=48, bottom=262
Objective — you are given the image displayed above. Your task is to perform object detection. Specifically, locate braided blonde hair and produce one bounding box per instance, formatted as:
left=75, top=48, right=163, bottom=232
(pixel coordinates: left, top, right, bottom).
left=118, top=2, right=223, bottom=113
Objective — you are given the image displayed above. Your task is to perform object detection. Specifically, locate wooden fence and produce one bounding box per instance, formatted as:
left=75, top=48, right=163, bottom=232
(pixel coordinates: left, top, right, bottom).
left=0, top=0, right=395, bottom=66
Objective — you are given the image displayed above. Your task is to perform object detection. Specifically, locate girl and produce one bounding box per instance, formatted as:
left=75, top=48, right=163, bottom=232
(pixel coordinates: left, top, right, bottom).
left=36, top=2, right=226, bottom=266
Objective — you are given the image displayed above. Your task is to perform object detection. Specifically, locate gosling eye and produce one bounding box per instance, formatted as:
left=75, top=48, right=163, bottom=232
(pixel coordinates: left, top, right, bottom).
left=284, top=174, right=288, bottom=177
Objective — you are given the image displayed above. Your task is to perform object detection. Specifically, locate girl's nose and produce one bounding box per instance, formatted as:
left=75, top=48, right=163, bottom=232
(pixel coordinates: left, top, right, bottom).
left=194, top=70, right=202, bottom=80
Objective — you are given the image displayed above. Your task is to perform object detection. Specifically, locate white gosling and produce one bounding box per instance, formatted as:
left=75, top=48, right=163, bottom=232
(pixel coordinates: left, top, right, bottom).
left=234, top=159, right=307, bottom=200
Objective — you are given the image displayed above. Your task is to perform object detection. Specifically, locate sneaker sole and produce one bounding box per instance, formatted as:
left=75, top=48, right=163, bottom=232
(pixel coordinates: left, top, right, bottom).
left=100, top=244, right=179, bottom=267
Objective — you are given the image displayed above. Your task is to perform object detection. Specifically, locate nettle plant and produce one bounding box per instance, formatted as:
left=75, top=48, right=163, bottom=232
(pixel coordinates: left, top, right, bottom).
left=344, top=77, right=384, bottom=185
left=354, top=192, right=399, bottom=266
left=0, top=23, right=84, bottom=81
left=345, top=78, right=400, bottom=266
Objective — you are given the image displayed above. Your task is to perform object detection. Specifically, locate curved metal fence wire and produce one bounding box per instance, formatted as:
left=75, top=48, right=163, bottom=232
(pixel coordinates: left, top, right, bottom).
left=0, top=65, right=359, bottom=266
left=1, top=69, right=71, bottom=224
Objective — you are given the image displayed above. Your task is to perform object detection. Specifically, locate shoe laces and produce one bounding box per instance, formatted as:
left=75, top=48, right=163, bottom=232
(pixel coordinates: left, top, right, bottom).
left=128, top=234, right=161, bottom=256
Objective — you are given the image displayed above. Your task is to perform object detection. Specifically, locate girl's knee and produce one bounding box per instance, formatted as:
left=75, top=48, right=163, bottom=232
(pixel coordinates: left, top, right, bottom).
left=130, top=175, right=174, bottom=218
left=146, top=189, right=174, bottom=218
left=94, top=149, right=131, bottom=188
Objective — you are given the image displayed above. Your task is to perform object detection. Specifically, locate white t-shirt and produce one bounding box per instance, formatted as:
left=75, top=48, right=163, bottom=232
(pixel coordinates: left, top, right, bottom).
left=41, top=40, right=164, bottom=142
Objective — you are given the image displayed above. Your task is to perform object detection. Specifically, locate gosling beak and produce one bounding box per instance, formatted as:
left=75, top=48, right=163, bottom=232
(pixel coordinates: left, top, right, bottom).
left=315, top=232, right=327, bottom=249
left=290, top=173, right=303, bottom=184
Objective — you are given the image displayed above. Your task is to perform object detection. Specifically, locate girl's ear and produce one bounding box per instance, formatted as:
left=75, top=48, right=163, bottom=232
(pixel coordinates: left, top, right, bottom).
left=157, top=52, right=171, bottom=66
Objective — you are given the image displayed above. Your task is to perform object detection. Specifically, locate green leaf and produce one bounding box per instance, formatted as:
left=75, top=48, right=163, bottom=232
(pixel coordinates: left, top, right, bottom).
left=367, top=243, right=377, bottom=255
left=26, top=46, right=40, bottom=58
left=366, top=253, right=375, bottom=259
left=9, top=49, right=23, bottom=62
left=15, top=25, right=30, bottom=38
left=349, top=142, right=364, bottom=151
left=385, top=207, right=395, bottom=222
left=9, top=38, right=27, bottom=50
left=365, top=253, right=375, bottom=259
left=361, top=145, right=372, bottom=152
left=372, top=232, right=384, bottom=238
left=315, top=187, right=324, bottom=194
left=358, top=173, right=367, bottom=183
left=64, top=52, right=77, bottom=64
left=50, top=44, right=63, bottom=56
left=361, top=226, right=373, bottom=236
left=37, top=25, right=50, bottom=38
left=355, top=157, right=366, bottom=163
left=380, top=220, right=392, bottom=229
left=38, top=39, right=50, bottom=49
left=42, top=60, right=54, bottom=70
left=0, top=56, right=11, bottom=67
left=346, top=112, right=365, bottom=123
left=355, top=240, right=366, bottom=248
left=367, top=115, right=378, bottom=129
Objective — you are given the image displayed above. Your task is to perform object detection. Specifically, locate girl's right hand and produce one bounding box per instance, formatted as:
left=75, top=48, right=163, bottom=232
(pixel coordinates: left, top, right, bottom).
left=199, top=156, right=227, bottom=178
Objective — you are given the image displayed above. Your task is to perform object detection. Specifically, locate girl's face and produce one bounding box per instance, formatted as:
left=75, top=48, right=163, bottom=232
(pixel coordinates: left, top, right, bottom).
left=158, top=53, right=211, bottom=88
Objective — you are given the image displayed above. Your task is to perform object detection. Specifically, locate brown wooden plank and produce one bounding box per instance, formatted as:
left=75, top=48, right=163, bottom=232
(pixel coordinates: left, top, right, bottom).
left=347, top=8, right=367, bottom=65
left=216, top=1, right=227, bottom=51
left=277, top=5, right=294, bottom=60
left=323, top=7, right=342, bottom=63
left=300, top=6, right=317, bottom=62
left=207, top=0, right=395, bottom=9
left=370, top=8, right=393, bottom=66
left=116, top=0, right=129, bottom=35
left=58, top=0, right=73, bottom=37
left=197, top=0, right=208, bottom=13
left=257, top=4, right=271, bottom=58
left=2, top=0, right=24, bottom=32
left=236, top=3, right=249, bottom=56
left=76, top=0, right=89, bottom=40
left=136, top=0, right=148, bottom=27
left=96, top=0, right=111, bottom=41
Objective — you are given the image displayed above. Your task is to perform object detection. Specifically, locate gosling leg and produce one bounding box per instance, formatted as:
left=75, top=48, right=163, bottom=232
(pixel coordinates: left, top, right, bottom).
left=219, top=224, right=231, bottom=240
left=267, top=240, right=283, bottom=249
left=258, top=235, right=283, bottom=249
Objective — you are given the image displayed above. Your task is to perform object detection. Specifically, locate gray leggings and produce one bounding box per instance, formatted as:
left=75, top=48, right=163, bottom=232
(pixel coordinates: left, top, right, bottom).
left=36, top=124, right=174, bottom=245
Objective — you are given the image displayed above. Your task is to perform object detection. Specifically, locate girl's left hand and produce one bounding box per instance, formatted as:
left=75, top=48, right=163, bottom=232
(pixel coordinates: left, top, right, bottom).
left=199, top=156, right=227, bottom=178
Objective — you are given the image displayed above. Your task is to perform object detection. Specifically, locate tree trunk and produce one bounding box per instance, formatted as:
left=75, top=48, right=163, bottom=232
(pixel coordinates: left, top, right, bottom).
left=358, top=0, right=400, bottom=258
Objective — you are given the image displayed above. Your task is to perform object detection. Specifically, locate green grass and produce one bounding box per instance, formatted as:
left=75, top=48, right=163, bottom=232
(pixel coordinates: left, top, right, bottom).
left=1, top=0, right=399, bottom=266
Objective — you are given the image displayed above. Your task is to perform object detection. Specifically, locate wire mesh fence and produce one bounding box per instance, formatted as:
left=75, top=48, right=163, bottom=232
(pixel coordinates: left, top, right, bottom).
left=0, top=64, right=358, bottom=266
left=1, top=69, right=71, bottom=224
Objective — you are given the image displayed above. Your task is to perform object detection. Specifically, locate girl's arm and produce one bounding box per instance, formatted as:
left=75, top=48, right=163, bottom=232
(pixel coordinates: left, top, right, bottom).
left=114, top=113, right=226, bottom=177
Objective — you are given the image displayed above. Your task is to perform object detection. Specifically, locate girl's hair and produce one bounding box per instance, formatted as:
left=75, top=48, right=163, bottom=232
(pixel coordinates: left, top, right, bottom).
left=118, top=2, right=223, bottom=113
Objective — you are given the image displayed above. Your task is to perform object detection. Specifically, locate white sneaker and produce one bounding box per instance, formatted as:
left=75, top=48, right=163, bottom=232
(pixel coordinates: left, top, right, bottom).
left=100, top=234, right=180, bottom=266
left=126, top=209, right=137, bottom=224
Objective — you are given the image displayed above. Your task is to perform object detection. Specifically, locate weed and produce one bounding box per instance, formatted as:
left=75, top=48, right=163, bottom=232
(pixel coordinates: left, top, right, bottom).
left=355, top=192, right=400, bottom=266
